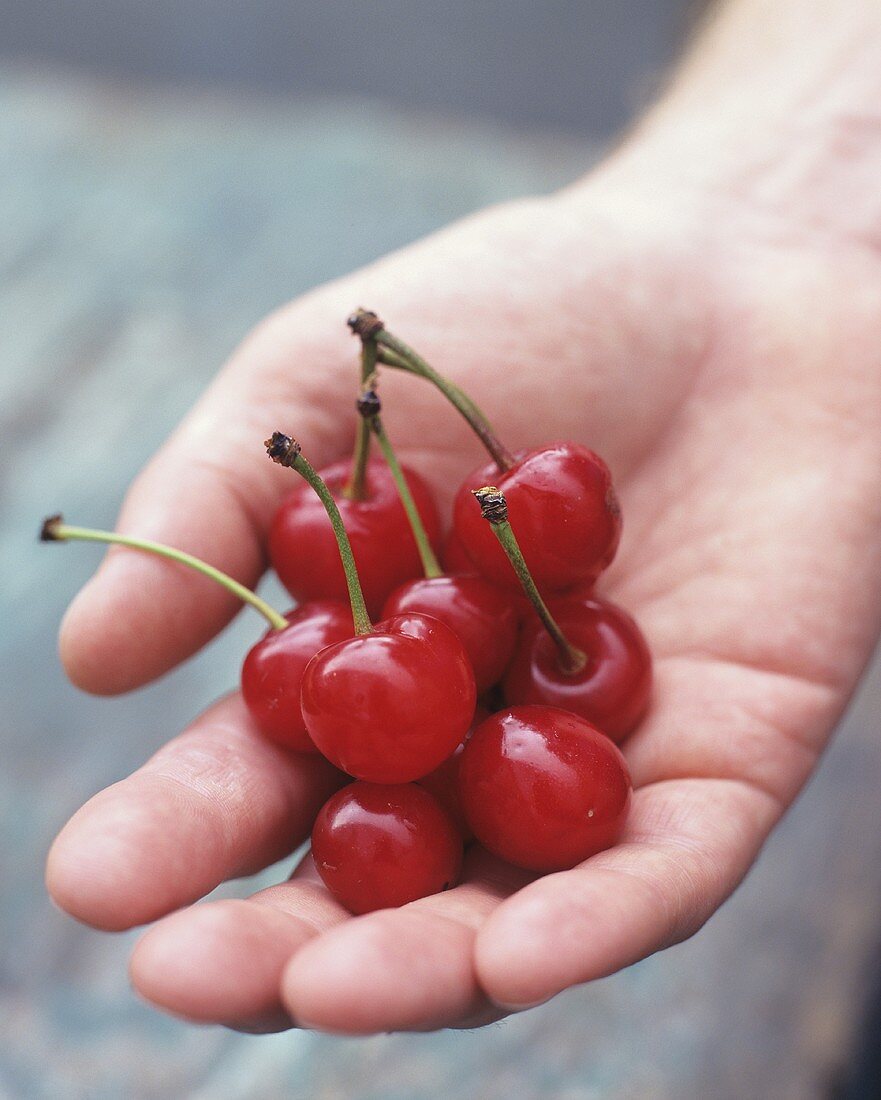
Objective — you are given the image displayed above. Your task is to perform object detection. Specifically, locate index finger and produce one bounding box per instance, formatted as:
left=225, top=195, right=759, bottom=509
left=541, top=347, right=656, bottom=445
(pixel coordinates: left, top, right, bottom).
left=59, top=305, right=353, bottom=695
left=45, top=693, right=343, bottom=930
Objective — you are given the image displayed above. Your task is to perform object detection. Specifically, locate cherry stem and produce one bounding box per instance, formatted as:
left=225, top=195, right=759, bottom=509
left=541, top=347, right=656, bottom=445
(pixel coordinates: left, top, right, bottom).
left=265, top=433, right=373, bottom=636
left=472, top=487, right=587, bottom=676
left=357, top=389, right=443, bottom=580
left=39, top=515, right=288, bottom=631
left=348, top=308, right=514, bottom=473
left=342, top=335, right=378, bottom=501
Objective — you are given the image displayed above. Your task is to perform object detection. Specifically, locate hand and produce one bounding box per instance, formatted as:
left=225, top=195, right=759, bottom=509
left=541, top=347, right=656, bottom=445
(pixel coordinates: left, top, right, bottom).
left=46, top=37, right=881, bottom=1029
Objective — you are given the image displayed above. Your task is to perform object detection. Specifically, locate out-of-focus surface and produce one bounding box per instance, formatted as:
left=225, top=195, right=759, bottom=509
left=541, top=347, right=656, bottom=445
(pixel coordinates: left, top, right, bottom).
left=0, top=1, right=690, bottom=136
left=2, top=62, right=881, bottom=1100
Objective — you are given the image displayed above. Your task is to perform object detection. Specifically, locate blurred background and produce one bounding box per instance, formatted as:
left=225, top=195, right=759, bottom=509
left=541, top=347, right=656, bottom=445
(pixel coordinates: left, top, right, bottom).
left=2, top=3, right=881, bottom=1097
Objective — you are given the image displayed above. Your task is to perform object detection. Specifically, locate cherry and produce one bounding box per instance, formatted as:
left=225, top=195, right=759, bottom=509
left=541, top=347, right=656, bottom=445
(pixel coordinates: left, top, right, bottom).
left=505, top=594, right=651, bottom=742
left=266, top=434, right=477, bottom=783
left=312, top=782, right=463, bottom=914
left=382, top=576, right=518, bottom=692
left=417, top=704, right=489, bottom=839
left=441, top=528, right=476, bottom=574
left=470, top=485, right=651, bottom=741
left=269, top=457, right=441, bottom=619
left=301, top=611, right=477, bottom=782
left=452, top=443, right=621, bottom=593
left=458, top=705, right=632, bottom=872
left=240, top=600, right=353, bottom=752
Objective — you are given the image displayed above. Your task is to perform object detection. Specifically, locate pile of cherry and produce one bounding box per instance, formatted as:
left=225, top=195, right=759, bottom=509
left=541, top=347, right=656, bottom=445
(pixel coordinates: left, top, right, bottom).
left=44, top=310, right=651, bottom=916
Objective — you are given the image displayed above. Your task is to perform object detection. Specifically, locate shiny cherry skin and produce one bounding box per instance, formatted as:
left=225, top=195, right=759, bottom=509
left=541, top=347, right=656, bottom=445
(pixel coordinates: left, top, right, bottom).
left=417, top=704, right=489, bottom=838
left=452, top=443, right=622, bottom=594
left=240, top=601, right=353, bottom=752
left=441, top=527, right=475, bottom=574
left=381, top=575, right=519, bottom=692
left=458, top=705, right=632, bottom=872
left=269, top=458, right=442, bottom=619
left=504, top=595, right=652, bottom=742
left=312, top=782, right=463, bottom=914
left=301, top=612, right=477, bottom=783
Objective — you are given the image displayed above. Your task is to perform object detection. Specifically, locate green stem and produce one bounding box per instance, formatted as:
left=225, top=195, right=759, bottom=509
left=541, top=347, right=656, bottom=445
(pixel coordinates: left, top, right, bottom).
left=376, top=347, right=488, bottom=427
left=40, top=516, right=287, bottom=631
left=347, top=308, right=514, bottom=472
left=265, top=434, right=373, bottom=635
left=375, top=343, right=513, bottom=472
left=358, top=392, right=443, bottom=579
left=342, top=337, right=378, bottom=501
left=472, top=487, right=587, bottom=675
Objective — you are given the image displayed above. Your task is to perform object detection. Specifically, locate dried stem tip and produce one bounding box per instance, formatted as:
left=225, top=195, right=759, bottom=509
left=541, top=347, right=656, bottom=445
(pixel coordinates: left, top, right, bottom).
left=347, top=309, right=385, bottom=341
left=265, top=432, right=302, bottom=467
left=356, top=388, right=382, bottom=420
left=472, top=486, right=508, bottom=525
left=40, top=513, right=64, bottom=541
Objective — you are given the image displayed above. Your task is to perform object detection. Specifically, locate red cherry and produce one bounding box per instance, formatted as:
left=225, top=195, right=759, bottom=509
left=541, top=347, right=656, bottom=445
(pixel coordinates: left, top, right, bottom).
left=452, top=443, right=621, bottom=593
left=504, top=595, right=652, bottom=742
left=312, top=782, right=463, bottom=914
left=381, top=575, right=519, bottom=692
left=417, top=704, right=489, bottom=838
left=240, top=601, right=353, bottom=752
left=301, top=612, right=477, bottom=782
left=458, top=705, right=632, bottom=871
left=269, top=458, right=441, bottom=618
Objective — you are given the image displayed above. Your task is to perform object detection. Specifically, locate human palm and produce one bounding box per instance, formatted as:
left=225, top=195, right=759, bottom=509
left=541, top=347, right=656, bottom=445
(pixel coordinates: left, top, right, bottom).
left=47, top=166, right=881, bottom=1034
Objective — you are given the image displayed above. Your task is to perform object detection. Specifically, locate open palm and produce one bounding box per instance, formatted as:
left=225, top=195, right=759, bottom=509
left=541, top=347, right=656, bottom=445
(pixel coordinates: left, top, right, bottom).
left=47, top=166, right=881, bottom=1034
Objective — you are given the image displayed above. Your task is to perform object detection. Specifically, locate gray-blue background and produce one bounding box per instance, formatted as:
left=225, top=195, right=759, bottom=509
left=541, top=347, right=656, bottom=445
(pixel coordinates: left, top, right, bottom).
left=0, top=1, right=690, bottom=136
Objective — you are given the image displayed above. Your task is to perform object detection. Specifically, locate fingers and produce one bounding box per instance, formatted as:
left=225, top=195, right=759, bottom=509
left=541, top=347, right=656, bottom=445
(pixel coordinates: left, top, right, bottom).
left=59, top=306, right=354, bottom=695
left=279, top=848, right=533, bottom=1034
left=46, top=694, right=343, bottom=930
left=95, top=669, right=792, bottom=1029
left=121, top=780, right=778, bottom=1033
left=474, top=777, right=779, bottom=1010
left=130, top=862, right=348, bottom=1033
left=130, top=846, right=531, bottom=1035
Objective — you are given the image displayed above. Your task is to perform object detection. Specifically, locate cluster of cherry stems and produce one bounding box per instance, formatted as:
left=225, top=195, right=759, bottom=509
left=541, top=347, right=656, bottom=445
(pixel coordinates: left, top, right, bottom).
left=44, top=310, right=651, bottom=915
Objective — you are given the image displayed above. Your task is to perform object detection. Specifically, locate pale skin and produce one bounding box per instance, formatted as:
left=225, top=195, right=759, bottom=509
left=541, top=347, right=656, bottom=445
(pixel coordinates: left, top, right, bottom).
left=47, top=0, right=881, bottom=1034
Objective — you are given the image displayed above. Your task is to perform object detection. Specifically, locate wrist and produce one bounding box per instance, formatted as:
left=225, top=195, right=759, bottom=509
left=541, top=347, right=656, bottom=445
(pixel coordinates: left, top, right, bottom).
left=579, top=4, right=881, bottom=253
